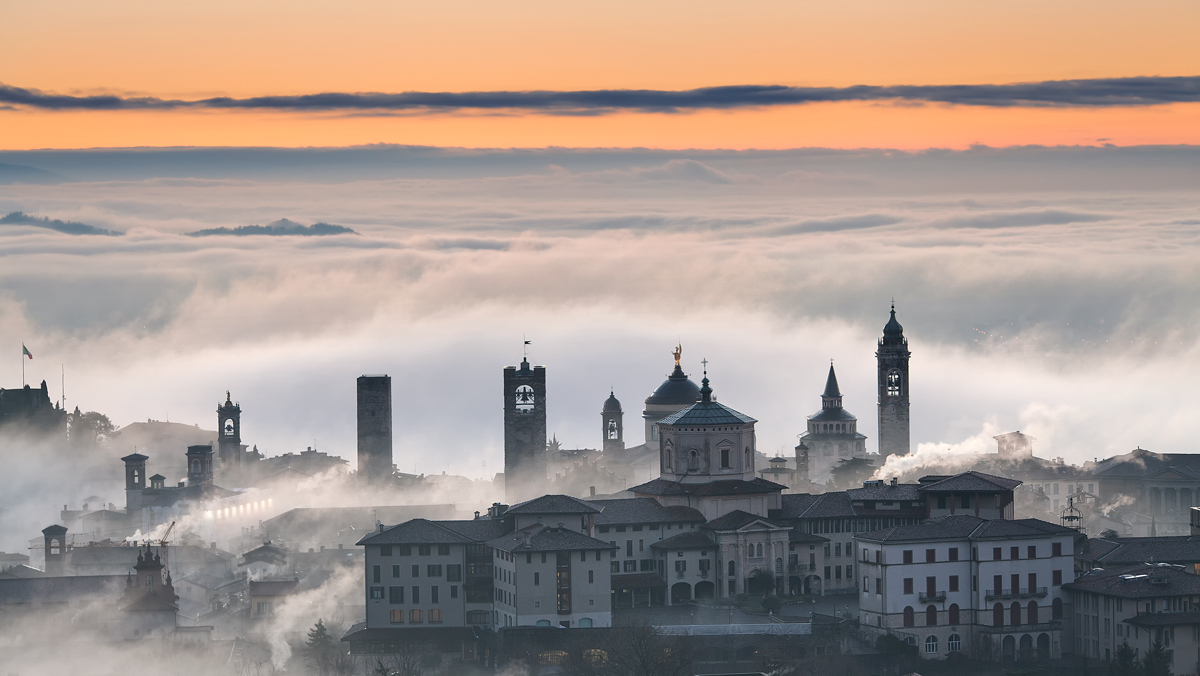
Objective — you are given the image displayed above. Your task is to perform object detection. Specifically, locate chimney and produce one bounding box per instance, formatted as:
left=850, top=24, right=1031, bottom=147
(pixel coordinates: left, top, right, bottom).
left=890, top=477, right=898, bottom=486
left=589, top=486, right=596, bottom=497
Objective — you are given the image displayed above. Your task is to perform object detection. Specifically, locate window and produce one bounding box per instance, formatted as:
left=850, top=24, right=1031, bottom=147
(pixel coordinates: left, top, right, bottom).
left=721, top=449, right=730, bottom=468
left=1011, top=546, right=1020, bottom=560
left=993, top=603, right=1004, bottom=627
left=846, top=564, right=853, bottom=578
left=1028, top=545, right=1037, bottom=559
left=949, top=547, right=958, bottom=562
left=993, top=547, right=1002, bottom=561
left=925, top=635, right=938, bottom=654
left=949, top=575, right=959, bottom=592
left=926, top=605, right=937, bottom=626
left=949, top=604, right=960, bottom=625
left=993, top=575, right=1002, bottom=594
left=926, top=549, right=935, bottom=563
left=447, top=564, right=462, bottom=582
left=372, top=566, right=381, bottom=583
left=389, top=586, right=404, bottom=604
left=729, top=560, right=736, bottom=576
left=623, top=560, right=636, bottom=572
left=392, top=565, right=400, bottom=578
left=961, top=496, right=970, bottom=508
left=903, top=550, right=913, bottom=564
left=429, top=608, right=442, bottom=623
left=824, top=566, right=831, bottom=580
left=903, top=606, right=914, bottom=628
left=947, top=634, right=962, bottom=652
left=835, top=543, right=842, bottom=557
left=589, top=570, right=594, bottom=583
left=904, top=578, right=914, bottom=594
left=411, top=565, right=420, bottom=578
left=598, top=526, right=609, bottom=533
left=626, top=541, right=633, bottom=557
left=640, top=559, right=654, bottom=571
left=450, top=585, right=458, bottom=599
left=409, top=609, right=423, bottom=623
left=381, top=545, right=393, bottom=557
left=1053, top=570, right=1063, bottom=586
left=835, top=566, right=842, bottom=579
left=411, top=586, right=420, bottom=604
left=431, top=586, right=439, bottom=603
left=1053, top=598, right=1063, bottom=619
left=399, top=545, right=411, bottom=556
left=675, top=560, right=686, bottom=573
left=876, top=578, right=881, bottom=594
left=534, top=572, right=540, bottom=585
left=467, top=610, right=489, bottom=626
left=688, top=451, right=699, bottom=471
left=699, top=559, right=710, bottom=575
left=1029, top=572, right=1037, bottom=592
left=390, top=609, right=404, bottom=623
left=1053, top=542, right=1063, bottom=556
left=428, top=565, right=443, bottom=577
left=370, top=587, right=384, bottom=600
left=610, top=561, right=619, bottom=573
left=418, top=545, right=430, bottom=556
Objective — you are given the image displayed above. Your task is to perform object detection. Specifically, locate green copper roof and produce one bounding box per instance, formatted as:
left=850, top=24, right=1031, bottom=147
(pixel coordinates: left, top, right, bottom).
left=657, top=400, right=756, bottom=426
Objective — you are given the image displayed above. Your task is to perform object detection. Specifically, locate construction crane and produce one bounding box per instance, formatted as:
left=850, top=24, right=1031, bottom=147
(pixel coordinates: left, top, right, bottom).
left=159, top=521, right=176, bottom=573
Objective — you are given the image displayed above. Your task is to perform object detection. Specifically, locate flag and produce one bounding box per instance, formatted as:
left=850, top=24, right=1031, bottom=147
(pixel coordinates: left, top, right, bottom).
left=22, top=345, right=32, bottom=360
left=524, top=340, right=530, bottom=345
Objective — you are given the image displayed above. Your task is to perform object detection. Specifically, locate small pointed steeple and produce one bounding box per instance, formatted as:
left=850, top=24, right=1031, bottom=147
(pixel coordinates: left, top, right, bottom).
left=699, top=359, right=712, bottom=403
left=821, top=362, right=843, bottom=410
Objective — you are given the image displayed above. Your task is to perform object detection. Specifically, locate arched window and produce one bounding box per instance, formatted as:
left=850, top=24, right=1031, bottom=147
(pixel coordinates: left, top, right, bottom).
left=727, top=560, right=736, bottom=577
left=578, top=618, right=593, bottom=628
left=993, top=603, right=1004, bottom=627
left=1027, top=600, right=1039, bottom=625
left=607, top=420, right=618, bottom=440
left=887, top=370, right=901, bottom=397
left=191, top=459, right=201, bottom=475
left=948, top=603, right=960, bottom=625
left=1052, top=597, right=1063, bottom=620
left=1010, top=602, right=1022, bottom=626
left=926, top=605, right=937, bottom=626
left=409, top=609, right=423, bottom=623
left=514, top=385, right=535, bottom=411
left=745, top=448, right=751, bottom=467
left=947, top=634, right=962, bottom=652
left=688, top=451, right=699, bottom=471
left=223, top=418, right=236, bottom=436
left=133, top=469, right=141, bottom=485
left=903, top=606, right=914, bottom=628
left=925, top=635, right=938, bottom=654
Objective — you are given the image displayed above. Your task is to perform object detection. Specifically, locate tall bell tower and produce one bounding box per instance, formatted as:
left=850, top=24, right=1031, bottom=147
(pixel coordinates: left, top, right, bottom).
left=217, top=392, right=242, bottom=468
left=503, top=353, right=547, bottom=501
left=876, top=303, right=911, bottom=458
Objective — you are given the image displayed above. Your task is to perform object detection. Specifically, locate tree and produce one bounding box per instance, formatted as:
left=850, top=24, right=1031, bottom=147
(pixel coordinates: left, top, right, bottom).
left=68, top=408, right=115, bottom=447
left=563, top=623, right=693, bottom=676
left=1100, top=529, right=1121, bottom=540
left=305, top=619, right=339, bottom=676
left=1142, top=639, right=1171, bottom=676
left=829, top=457, right=875, bottom=490
left=1111, top=641, right=1140, bottom=676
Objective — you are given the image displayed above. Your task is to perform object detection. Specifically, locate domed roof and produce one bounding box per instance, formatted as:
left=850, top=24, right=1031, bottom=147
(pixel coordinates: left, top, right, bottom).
left=882, top=303, right=905, bottom=342
left=645, top=364, right=702, bottom=406
left=603, top=391, right=622, bottom=412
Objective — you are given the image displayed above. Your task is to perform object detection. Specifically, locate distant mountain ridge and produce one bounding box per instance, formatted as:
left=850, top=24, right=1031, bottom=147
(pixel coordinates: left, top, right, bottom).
left=0, top=211, right=122, bottom=236
left=185, top=218, right=357, bottom=237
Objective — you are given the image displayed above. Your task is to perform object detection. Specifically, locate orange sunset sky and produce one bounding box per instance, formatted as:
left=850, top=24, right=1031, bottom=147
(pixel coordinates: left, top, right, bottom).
left=3, top=0, right=1199, bottom=149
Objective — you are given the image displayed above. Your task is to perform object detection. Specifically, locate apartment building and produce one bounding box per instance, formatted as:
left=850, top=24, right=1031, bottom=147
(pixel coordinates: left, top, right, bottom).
left=857, top=514, right=1076, bottom=661
left=488, top=524, right=615, bottom=629
left=1066, top=562, right=1200, bottom=674
left=587, top=497, right=705, bottom=607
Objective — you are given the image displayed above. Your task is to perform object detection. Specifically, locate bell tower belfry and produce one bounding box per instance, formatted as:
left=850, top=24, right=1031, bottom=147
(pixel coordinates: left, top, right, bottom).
left=217, top=392, right=242, bottom=468
left=876, top=303, right=911, bottom=458
left=602, top=391, right=624, bottom=455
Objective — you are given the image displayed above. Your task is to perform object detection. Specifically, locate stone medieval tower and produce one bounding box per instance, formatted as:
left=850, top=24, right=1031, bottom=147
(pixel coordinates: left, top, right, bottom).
left=503, top=356, right=546, bottom=500
left=876, top=304, right=911, bottom=458
left=357, top=375, right=394, bottom=484
left=602, top=391, right=624, bottom=455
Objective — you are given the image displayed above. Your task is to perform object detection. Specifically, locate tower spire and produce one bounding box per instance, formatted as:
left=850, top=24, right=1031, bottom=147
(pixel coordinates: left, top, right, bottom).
left=699, top=358, right=712, bottom=403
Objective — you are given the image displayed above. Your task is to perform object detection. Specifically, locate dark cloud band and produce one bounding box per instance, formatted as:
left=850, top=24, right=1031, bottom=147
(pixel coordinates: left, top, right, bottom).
left=2, top=76, right=1199, bottom=114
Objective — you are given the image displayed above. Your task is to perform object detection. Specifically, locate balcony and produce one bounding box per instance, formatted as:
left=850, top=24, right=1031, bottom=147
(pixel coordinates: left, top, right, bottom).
left=985, top=587, right=1048, bottom=601
left=919, top=590, right=947, bottom=603
left=978, top=620, right=1062, bottom=634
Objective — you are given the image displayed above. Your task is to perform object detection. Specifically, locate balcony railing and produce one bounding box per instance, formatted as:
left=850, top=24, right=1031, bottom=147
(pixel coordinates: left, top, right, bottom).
left=985, top=587, right=1048, bottom=601
left=978, top=620, right=1062, bottom=634
left=919, top=590, right=947, bottom=603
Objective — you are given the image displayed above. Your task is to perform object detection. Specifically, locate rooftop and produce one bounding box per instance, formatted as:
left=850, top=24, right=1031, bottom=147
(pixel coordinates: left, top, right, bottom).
left=657, top=400, right=757, bottom=427
left=505, top=494, right=601, bottom=516
left=586, top=497, right=705, bottom=526
left=916, top=471, right=1022, bottom=493
left=630, top=477, right=785, bottom=498
left=487, top=524, right=616, bottom=554
left=1066, top=564, right=1200, bottom=599
left=651, top=531, right=717, bottom=550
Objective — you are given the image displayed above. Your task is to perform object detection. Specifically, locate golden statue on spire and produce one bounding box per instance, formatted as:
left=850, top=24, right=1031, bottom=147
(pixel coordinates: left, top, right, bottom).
left=672, top=344, right=682, bottom=366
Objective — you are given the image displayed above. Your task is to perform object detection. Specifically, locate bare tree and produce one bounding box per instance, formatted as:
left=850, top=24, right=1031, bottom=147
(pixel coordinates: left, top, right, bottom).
left=563, top=623, right=693, bottom=676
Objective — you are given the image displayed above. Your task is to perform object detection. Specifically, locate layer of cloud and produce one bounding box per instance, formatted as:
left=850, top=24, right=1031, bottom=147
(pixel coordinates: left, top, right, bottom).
left=3, top=76, right=1200, bottom=115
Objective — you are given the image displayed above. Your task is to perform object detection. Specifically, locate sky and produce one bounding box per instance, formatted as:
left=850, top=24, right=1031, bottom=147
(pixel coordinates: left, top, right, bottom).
left=0, top=2, right=1198, bottom=501
left=2, top=0, right=1200, bottom=148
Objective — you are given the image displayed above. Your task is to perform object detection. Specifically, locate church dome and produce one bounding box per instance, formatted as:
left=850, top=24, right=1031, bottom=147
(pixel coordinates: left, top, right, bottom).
left=603, top=391, right=622, bottom=412
left=883, top=305, right=904, bottom=337
left=645, top=364, right=701, bottom=406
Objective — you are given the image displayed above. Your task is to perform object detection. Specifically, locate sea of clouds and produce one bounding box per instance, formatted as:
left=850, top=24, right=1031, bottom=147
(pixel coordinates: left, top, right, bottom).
left=0, top=145, right=1196, bottom=508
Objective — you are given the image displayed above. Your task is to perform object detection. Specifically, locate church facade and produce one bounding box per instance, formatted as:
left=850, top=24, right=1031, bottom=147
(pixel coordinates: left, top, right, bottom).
left=797, top=364, right=869, bottom=487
